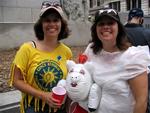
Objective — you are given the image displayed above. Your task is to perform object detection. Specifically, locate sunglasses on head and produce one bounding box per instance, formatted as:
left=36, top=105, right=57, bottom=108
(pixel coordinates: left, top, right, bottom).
left=41, top=1, right=61, bottom=9
left=98, top=9, right=117, bottom=15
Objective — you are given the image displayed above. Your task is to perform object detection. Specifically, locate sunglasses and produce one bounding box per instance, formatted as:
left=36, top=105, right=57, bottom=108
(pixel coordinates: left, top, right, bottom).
left=97, top=21, right=116, bottom=26
left=95, top=8, right=119, bottom=23
left=98, top=9, right=117, bottom=15
left=41, top=1, right=61, bottom=9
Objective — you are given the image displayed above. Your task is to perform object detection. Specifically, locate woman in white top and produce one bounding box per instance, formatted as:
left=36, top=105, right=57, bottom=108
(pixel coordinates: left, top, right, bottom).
left=84, top=8, right=150, bottom=113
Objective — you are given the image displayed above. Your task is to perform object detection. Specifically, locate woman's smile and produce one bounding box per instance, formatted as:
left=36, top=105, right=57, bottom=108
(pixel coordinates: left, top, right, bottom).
left=47, top=27, right=58, bottom=33
left=101, top=30, right=112, bottom=36
left=97, top=19, right=118, bottom=42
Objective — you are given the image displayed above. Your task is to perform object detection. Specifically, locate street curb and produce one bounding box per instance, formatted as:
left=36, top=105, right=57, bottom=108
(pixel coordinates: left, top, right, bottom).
left=0, top=90, right=21, bottom=113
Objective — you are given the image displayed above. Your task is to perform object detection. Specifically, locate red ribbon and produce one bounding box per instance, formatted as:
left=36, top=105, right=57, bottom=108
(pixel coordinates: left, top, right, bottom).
left=78, top=54, right=88, bottom=64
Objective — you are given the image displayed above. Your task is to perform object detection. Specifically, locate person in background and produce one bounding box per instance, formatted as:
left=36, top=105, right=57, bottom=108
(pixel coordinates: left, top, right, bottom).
left=124, top=8, right=150, bottom=48
left=124, top=8, right=150, bottom=113
left=83, top=7, right=150, bottom=113
left=9, top=1, right=72, bottom=113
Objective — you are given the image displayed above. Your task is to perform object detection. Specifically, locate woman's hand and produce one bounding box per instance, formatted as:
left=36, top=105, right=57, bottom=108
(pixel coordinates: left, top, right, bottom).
left=41, top=92, right=62, bottom=108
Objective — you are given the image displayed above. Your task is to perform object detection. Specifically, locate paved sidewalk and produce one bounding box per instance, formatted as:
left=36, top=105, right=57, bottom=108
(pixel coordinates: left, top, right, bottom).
left=0, top=90, right=21, bottom=113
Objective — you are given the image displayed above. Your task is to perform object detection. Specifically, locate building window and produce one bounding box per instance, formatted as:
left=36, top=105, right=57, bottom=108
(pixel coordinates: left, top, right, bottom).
left=132, top=0, right=136, bottom=8
left=126, top=0, right=141, bottom=10
left=126, top=0, right=130, bottom=10
left=97, top=0, right=100, bottom=6
left=89, top=0, right=97, bottom=8
left=90, top=0, right=93, bottom=8
left=93, top=0, right=97, bottom=7
left=109, top=1, right=120, bottom=12
left=138, top=0, right=141, bottom=8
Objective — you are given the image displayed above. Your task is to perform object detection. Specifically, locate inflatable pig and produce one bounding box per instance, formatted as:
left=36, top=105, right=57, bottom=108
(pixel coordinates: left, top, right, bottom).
left=57, top=60, right=101, bottom=112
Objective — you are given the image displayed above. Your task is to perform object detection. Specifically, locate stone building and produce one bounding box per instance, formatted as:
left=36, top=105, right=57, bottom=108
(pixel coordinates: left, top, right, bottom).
left=89, top=0, right=150, bottom=15
left=0, top=0, right=91, bottom=49
left=89, top=0, right=150, bottom=27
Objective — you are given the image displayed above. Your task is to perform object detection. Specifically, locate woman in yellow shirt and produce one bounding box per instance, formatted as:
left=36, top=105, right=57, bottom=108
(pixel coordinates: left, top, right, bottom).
left=9, top=1, right=72, bottom=113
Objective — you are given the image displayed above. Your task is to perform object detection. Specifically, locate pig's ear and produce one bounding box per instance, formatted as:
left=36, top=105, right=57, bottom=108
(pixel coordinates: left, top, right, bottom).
left=67, top=60, right=76, bottom=70
left=84, top=61, right=94, bottom=74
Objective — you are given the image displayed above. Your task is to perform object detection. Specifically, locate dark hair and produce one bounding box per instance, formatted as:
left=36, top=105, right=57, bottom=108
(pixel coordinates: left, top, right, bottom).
left=34, top=11, right=70, bottom=41
left=90, top=17, right=131, bottom=54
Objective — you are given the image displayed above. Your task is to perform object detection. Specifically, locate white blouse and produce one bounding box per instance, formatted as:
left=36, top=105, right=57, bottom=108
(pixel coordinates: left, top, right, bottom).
left=84, top=44, right=150, bottom=113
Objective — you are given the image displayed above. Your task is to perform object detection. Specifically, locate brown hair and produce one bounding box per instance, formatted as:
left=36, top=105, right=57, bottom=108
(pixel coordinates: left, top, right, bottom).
left=90, top=17, right=131, bottom=54
left=34, top=10, right=70, bottom=41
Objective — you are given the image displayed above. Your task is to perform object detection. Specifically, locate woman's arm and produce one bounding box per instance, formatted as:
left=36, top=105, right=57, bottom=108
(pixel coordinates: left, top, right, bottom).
left=128, top=71, right=148, bottom=113
left=13, top=66, right=61, bottom=108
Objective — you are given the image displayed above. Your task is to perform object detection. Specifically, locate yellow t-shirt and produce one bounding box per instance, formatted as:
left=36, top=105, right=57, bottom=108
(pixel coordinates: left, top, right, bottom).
left=9, top=42, right=72, bottom=113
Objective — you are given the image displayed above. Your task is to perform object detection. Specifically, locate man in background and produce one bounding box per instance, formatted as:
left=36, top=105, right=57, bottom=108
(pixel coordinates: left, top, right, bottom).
left=125, top=8, right=150, bottom=47
left=125, top=8, right=150, bottom=113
